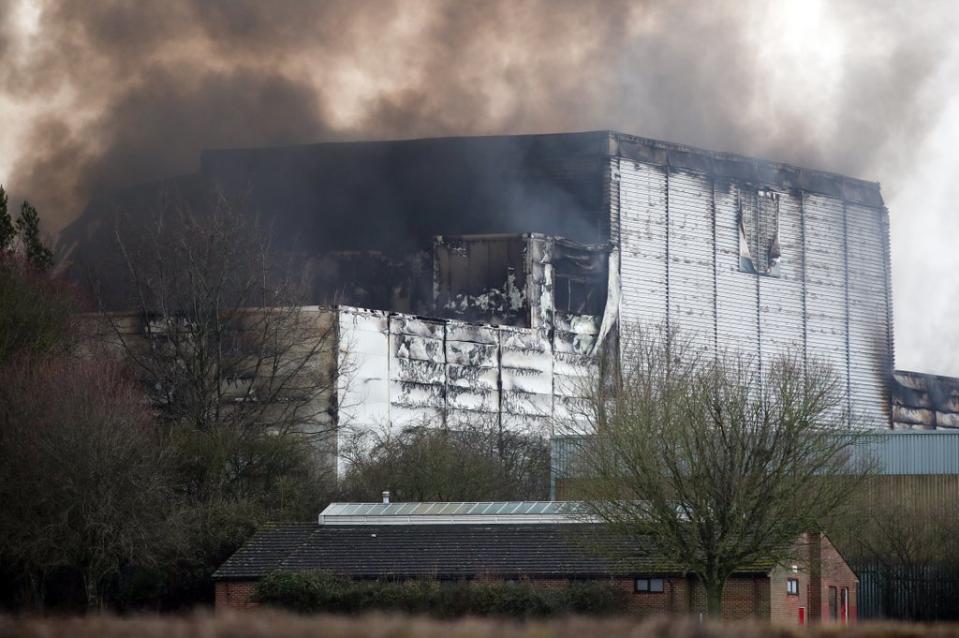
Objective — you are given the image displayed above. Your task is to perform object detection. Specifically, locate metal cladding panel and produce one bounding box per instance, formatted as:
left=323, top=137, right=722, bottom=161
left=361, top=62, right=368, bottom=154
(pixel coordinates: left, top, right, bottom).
left=714, top=182, right=759, bottom=358
left=854, top=432, right=959, bottom=474
left=774, top=190, right=804, bottom=283
left=446, top=385, right=498, bottom=412
left=390, top=405, right=443, bottom=428
left=499, top=326, right=552, bottom=429
left=445, top=321, right=500, bottom=422
left=335, top=309, right=390, bottom=475
left=846, top=203, right=891, bottom=427
left=446, top=341, right=498, bottom=368
left=390, top=333, right=445, bottom=363
left=552, top=313, right=600, bottom=355
left=502, top=413, right=552, bottom=436
left=389, top=381, right=445, bottom=409
left=446, top=364, right=498, bottom=390
left=390, top=358, right=445, bottom=384
left=337, top=309, right=390, bottom=430
left=668, top=169, right=715, bottom=354
left=553, top=352, right=594, bottom=395
left=617, top=160, right=668, bottom=328
left=802, top=193, right=848, bottom=376
left=446, top=409, right=498, bottom=429
left=758, top=191, right=804, bottom=364
left=389, top=316, right=446, bottom=423
left=552, top=314, right=597, bottom=412
left=446, top=322, right=499, bottom=345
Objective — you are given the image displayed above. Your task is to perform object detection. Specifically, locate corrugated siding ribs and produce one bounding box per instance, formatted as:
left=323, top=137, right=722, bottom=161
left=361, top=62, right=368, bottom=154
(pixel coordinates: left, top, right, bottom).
left=618, top=160, right=668, bottom=328
left=846, top=204, right=892, bottom=426
left=715, top=181, right=760, bottom=360
left=616, top=158, right=891, bottom=427
left=668, top=169, right=715, bottom=356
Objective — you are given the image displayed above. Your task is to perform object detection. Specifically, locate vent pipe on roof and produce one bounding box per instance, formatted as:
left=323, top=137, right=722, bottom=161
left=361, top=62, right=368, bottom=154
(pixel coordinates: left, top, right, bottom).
left=382, top=491, right=390, bottom=504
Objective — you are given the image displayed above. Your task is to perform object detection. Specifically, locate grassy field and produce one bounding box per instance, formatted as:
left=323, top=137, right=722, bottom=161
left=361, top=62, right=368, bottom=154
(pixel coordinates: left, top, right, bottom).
left=2, top=611, right=959, bottom=638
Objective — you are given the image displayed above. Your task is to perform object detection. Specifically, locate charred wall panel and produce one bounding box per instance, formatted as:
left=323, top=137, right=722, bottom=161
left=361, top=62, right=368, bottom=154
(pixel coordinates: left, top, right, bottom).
left=500, top=327, right=553, bottom=435
left=433, top=235, right=529, bottom=325
left=847, top=203, right=892, bottom=427
left=336, top=306, right=606, bottom=471
left=388, top=315, right=447, bottom=428
left=445, top=322, right=501, bottom=428
left=552, top=314, right=599, bottom=431
left=891, top=371, right=959, bottom=430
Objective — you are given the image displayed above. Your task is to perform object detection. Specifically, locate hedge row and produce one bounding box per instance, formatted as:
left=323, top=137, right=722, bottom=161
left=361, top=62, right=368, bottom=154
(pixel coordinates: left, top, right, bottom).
left=253, top=571, right=629, bottom=618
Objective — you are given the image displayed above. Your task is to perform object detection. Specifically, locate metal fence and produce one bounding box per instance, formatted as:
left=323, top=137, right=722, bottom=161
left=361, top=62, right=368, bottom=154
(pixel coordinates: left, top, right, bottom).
left=855, top=562, right=959, bottom=621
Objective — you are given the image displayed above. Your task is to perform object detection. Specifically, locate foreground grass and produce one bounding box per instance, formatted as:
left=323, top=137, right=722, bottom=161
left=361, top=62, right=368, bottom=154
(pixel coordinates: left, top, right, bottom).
left=2, top=610, right=959, bottom=638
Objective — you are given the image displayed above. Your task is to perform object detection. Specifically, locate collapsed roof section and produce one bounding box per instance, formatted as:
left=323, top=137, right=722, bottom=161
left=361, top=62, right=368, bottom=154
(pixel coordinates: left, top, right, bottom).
left=891, top=370, right=959, bottom=430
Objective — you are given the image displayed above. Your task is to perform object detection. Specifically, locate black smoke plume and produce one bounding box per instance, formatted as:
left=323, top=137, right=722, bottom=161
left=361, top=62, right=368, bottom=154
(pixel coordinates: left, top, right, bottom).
left=3, top=0, right=953, bottom=229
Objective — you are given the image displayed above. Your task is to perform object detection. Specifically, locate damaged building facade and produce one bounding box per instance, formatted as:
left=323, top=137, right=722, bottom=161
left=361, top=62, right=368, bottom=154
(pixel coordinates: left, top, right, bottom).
left=66, top=130, right=953, bottom=470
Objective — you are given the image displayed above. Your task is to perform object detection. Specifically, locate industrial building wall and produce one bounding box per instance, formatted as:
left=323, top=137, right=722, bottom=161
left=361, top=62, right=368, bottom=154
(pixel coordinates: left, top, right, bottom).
left=613, top=158, right=892, bottom=427
left=335, top=307, right=596, bottom=474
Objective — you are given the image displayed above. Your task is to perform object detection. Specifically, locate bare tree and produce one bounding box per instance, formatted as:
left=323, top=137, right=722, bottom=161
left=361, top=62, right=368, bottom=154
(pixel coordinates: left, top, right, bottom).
left=567, top=325, right=868, bottom=618
left=100, top=190, right=341, bottom=500
left=0, top=356, right=168, bottom=610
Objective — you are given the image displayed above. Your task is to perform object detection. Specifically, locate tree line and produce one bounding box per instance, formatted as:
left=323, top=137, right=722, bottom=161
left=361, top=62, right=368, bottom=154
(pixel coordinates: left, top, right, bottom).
left=0, top=190, right=550, bottom=612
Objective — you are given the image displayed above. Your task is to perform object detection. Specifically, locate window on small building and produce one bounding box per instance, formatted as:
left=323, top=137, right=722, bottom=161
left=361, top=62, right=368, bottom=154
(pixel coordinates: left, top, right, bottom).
left=634, top=577, right=664, bottom=593
left=787, top=578, right=799, bottom=596
left=738, top=189, right=781, bottom=277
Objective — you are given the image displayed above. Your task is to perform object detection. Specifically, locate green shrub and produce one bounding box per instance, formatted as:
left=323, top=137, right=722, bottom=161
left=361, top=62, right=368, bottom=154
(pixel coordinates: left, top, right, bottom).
left=562, top=580, right=629, bottom=615
left=253, top=571, right=628, bottom=618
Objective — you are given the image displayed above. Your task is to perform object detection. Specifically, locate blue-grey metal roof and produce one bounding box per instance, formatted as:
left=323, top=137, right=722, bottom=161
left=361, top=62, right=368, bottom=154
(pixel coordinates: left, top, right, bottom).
left=551, top=431, right=959, bottom=484
left=852, top=431, right=959, bottom=475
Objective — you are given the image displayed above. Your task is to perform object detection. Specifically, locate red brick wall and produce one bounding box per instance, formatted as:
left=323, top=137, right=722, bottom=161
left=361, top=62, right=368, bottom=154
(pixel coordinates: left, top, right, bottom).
left=613, top=576, right=690, bottom=615
left=818, top=535, right=858, bottom=624
left=685, top=576, right=770, bottom=620
left=767, top=534, right=858, bottom=625
left=769, top=564, right=809, bottom=625
left=215, top=581, right=258, bottom=609
left=215, top=573, right=777, bottom=619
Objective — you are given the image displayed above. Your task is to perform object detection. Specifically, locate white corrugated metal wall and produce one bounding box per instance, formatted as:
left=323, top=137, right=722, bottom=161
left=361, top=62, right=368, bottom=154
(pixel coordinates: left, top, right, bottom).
left=618, top=159, right=668, bottom=328
left=615, top=159, right=891, bottom=427
left=846, top=203, right=893, bottom=427
left=668, top=168, right=716, bottom=355
left=715, top=181, right=760, bottom=361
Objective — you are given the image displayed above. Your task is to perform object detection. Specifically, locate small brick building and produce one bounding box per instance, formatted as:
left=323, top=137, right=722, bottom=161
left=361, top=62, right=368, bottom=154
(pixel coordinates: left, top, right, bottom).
left=213, top=501, right=857, bottom=624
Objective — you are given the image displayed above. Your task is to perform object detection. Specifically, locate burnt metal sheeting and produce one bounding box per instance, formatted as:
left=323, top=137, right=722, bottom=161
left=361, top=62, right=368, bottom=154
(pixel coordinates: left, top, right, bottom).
left=610, top=132, right=883, bottom=208
left=891, top=370, right=959, bottom=430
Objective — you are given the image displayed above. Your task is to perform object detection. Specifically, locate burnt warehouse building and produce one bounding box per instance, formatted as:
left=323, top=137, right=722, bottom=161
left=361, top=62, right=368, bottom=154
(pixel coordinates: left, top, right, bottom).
left=68, top=130, right=948, bottom=457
